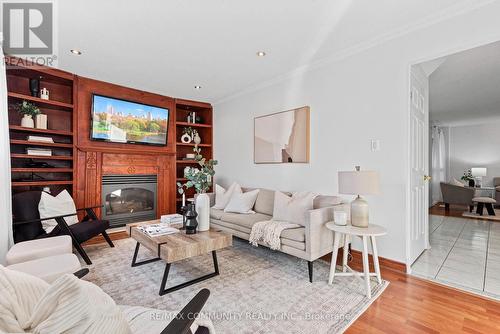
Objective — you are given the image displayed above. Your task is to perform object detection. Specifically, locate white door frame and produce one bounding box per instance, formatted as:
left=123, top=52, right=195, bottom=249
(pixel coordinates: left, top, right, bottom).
left=404, top=37, right=500, bottom=273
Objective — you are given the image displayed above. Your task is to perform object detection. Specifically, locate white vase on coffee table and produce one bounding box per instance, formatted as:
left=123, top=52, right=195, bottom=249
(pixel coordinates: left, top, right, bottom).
left=196, top=193, right=210, bottom=231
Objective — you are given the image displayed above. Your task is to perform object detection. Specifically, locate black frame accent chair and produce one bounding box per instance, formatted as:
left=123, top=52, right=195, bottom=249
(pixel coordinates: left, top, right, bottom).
left=161, top=288, right=211, bottom=334
left=12, top=191, right=114, bottom=265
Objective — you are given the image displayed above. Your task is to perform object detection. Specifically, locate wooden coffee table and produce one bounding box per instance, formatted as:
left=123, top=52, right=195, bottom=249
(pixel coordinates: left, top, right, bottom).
left=126, top=220, right=232, bottom=295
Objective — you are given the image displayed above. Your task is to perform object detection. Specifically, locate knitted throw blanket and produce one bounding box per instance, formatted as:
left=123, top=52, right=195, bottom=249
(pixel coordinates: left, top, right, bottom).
left=0, top=265, right=131, bottom=334
left=249, top=220, right=301, bottom=250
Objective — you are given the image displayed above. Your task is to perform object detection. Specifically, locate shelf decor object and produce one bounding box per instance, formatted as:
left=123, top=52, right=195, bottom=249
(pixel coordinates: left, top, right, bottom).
left=40, top=88, right=50, bottom=100
left=338, top=166, right=380, bottom=228
left=17, top=101, right=41, bottom=128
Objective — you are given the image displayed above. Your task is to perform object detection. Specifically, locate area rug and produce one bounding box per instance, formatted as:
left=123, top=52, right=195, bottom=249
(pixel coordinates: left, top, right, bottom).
left=463, top=209, right=500, bottom=221
left=84, top=238, right=388, bottom=334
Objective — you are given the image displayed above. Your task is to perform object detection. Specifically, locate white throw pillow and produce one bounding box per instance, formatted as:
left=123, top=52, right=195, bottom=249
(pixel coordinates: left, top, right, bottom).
left=224, top=189, right=260, bottom=214
left=451, top=178, right=465, bottom=187
left=212, top=182, right=242, bottom=210
left=273, top=191, right=317, bottom=226
left=38, top=190, right=79, bottom=233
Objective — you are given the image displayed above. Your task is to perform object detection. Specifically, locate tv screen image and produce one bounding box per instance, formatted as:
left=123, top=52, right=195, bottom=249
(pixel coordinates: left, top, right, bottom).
left=91, top=94, right=169, bottom=146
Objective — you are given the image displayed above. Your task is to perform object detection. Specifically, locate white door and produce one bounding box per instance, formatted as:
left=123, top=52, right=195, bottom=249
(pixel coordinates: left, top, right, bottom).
left=408, top=67, right=430, bottom=266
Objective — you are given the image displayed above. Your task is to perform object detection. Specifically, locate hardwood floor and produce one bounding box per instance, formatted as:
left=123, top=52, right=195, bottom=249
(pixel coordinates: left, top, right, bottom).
left=347, top=265, right=500, bottom=333
left=87, top=232, right=500, bottom=333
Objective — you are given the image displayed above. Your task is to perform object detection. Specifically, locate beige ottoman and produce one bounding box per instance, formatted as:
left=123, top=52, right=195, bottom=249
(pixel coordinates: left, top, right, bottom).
left=6, top=235, right=72, bottom=265
left=472, top=197, right=497, bottom=216
left=7, top=253, right=81, bottom=283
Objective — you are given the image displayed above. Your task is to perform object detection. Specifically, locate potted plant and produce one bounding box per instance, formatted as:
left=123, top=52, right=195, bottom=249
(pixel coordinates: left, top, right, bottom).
left=177, top=147, right=217, bottom=232
left=16, top=101, right=40, bottom=128
left=461, top=169, right=475, bottom=187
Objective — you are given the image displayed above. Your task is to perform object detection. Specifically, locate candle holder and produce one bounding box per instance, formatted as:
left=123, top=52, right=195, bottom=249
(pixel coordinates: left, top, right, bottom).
left=180, top=204, right=188, bottom=230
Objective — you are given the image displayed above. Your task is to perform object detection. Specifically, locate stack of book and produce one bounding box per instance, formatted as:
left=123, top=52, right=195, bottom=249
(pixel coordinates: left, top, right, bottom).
left=28, top=135, right=54, bottom=143
left=160, top=213, right=183, bottom=224
left=27, top=147, right=52, bottom=156
left=138, top=223, right=179, bottom=237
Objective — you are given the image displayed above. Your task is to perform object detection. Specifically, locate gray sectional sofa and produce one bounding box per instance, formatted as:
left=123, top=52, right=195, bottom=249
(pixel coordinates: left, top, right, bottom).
left=206, top=188, right=349, bottom=282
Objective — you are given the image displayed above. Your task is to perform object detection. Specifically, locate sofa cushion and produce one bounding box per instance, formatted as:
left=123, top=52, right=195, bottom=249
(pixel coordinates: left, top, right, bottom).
left=281, top=238, right=305, bottom=251
left=213, top=183, right=241, bottom=210
left=273, top=191, right=316, bottom=226
left=253, top=188, right=275, bottom=215
left=281, top=227, right=305, bottom=242
left=224, top=189, right=260, bottom=214
left=211, top=219, right=251, bottom=234
left=220, top=212, right=272, bottom=230
left=210, top=208, right=225, bottom=220
left=313, top=195, right=343, bottom=209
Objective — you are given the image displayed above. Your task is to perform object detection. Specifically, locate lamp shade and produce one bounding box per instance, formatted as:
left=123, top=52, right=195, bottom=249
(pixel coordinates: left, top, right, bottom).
left=338, top=170, right=380, bottom=195
left=471, top=167, right=487, bottom=177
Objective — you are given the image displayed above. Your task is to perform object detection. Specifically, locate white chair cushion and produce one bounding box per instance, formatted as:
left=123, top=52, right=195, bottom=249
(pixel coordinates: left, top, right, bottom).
left=38, top=190, right=79, bottom=233
left=473, top=197, right=497, bottom=204
left=6, top=235, right=72, bottom=265
left=7, top=253, right=81, bottom=283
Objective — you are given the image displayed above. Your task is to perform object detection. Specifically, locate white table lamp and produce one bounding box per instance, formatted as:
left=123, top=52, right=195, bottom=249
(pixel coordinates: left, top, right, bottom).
left=338, top=166, right=380, bottom=228
left=471, top=167, right=487, bottom=187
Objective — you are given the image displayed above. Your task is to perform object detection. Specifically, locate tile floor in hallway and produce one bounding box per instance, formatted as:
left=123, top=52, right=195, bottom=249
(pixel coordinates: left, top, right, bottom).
left=411, top=214, right=500, bottom=300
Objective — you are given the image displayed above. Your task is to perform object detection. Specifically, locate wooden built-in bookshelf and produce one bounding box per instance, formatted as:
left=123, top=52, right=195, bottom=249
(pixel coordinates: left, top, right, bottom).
left=174, top=99, right=213, bottom=212
left=5, top=56, right=76, bottom=195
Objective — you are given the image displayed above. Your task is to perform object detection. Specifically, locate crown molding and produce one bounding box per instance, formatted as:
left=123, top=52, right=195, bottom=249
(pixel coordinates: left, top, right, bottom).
left=214, top=0, right=497, bottom=105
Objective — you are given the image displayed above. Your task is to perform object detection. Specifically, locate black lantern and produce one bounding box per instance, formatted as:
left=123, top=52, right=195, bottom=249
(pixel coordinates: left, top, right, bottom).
left=185, top=203, right=198, bottom=234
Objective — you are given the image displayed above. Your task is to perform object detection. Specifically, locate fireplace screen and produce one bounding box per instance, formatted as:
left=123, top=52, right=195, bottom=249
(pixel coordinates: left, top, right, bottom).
left=105, top=188, right=154, bottom=216
left=102, top=175, right=157, bottom=227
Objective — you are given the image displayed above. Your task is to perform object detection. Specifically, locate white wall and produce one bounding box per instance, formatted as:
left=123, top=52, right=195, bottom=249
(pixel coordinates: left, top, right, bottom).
left=449, top=121, right=500, bottom=187
left=214, top=2, right=500, bottom=263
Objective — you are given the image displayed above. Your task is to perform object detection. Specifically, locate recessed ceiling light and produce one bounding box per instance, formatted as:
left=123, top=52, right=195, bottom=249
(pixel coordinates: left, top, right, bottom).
left=194, top=85, right=202, bottom=90
left=256, top=51, right=266, bottom=57
left=70, top=49, right=82, bottom=55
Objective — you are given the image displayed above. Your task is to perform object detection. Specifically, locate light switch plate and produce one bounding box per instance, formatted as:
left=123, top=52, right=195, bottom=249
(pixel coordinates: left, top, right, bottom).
left=370, top=140, right=380, bottom=151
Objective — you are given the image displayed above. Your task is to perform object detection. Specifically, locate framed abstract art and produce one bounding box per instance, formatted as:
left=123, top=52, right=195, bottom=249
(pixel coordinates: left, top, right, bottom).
left=254, top=106, right=310, bottom=164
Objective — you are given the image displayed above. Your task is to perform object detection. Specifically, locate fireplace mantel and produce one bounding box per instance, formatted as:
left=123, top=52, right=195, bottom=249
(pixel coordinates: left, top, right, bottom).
left=76, top=149, right=176, bottom=220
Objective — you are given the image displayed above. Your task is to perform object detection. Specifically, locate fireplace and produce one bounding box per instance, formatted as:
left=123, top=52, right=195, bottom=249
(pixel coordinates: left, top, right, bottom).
left=101, top=174, right=157, bottom=227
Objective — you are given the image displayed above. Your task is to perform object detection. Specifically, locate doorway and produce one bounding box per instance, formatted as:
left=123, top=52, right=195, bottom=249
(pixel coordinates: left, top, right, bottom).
left=407, top=40, right=500, bottom=300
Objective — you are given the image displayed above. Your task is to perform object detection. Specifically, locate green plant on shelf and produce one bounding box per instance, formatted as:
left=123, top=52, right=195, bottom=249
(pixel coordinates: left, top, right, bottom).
left=177, top=147, right=217, bottom=194
left=16, top=100, right=41, bottom=117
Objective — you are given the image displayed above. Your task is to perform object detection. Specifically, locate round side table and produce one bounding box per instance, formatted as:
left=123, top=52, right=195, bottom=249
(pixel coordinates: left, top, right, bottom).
left=326, top=222, right=387, bottom=299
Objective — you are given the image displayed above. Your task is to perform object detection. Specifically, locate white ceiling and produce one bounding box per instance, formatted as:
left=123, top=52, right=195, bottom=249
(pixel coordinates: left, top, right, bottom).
left=429, top=40, right=500, bottom=127
left=56, top=0, right=484, bottom=103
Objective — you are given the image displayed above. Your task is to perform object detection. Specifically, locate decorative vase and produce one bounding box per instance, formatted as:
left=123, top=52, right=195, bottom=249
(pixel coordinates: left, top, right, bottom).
left=196, top=193, right=210, bottom=231
left=29, top=78, right=40, bottom=97
left=468, top=179, right=475, bottom=187
left=193, top=133, right=201, bottom=145
left=185, top=203, right=198, bottom=234
left=21, top=114, right=34, bottom=128
left=181, top=133, right=192, bottom=143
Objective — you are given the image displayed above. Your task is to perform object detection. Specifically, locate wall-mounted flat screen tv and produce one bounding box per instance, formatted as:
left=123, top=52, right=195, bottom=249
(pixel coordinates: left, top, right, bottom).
left=91, top=94, right=169, bottom=146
